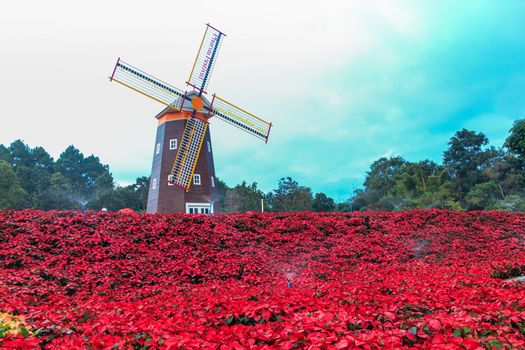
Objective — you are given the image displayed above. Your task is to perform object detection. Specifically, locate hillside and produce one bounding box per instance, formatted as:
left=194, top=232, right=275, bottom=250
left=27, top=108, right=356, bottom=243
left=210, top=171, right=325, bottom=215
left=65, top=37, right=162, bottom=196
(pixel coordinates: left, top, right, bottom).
left=0, top=210, right=524, bottom=348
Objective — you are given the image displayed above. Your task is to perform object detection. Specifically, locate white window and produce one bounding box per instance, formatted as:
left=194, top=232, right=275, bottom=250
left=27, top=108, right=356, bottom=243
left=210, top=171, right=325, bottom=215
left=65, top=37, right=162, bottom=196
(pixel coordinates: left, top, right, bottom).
left=152, top=178, right=157, bottom=189
left=207, top=141, right=211, bottom=152
left=155, top=143, right=160, bottom=155
left=193, top=174, right=201, bottom=185
left=186, top=203, right=211, bottom=215
left=188, top=207, right=208, bottom=214
left=211, top=176, right=215, bottom=188
left=169, top=139, right=177, bottom=150
left=167, top=175, right=174, bottom=186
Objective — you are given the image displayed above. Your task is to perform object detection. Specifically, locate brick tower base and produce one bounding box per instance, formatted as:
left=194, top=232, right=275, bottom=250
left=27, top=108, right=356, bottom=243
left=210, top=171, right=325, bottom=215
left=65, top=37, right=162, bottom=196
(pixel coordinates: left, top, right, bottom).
left=146, top=104, right=219, bottom=214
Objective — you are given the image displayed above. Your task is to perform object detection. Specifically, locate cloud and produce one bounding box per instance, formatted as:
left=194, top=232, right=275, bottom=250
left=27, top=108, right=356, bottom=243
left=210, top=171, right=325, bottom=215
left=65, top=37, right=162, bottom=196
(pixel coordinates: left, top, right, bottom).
left=1, top=1, right=524, bottom=201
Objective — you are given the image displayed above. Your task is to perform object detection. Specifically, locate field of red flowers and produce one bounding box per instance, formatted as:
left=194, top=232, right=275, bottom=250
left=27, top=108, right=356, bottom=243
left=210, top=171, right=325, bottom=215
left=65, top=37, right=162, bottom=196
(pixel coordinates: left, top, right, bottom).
left=0, top=209, right=524, bottom=349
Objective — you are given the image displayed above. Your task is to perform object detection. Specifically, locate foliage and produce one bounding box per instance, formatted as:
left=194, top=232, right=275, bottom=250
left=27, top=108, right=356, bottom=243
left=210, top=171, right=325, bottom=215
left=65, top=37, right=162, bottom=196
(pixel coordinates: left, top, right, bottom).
left=465, top=181, right=501, bottom=210
left=312, top=192, right=335, bottom=212
left=504, top=118, right=525, bottom=159
left=363, top=156, right=406, bottom=204
left=32, top=172, right=75, bottom=210
left=490, top=194, right=525, bottom=212
left=222, top=181, right=265, bottom=213
left=0, top=140, right=119, bottom=210
left=0, top=160, right=27, bottom=209
left=55, top=145, right=114, bottom=200
left=0, top=210, right=524, bottom=348
left=215, top=177, right=229, bottom=211
left=3, top=119, right=524, bottom=212
left=267, top=177, right=313, bottom=212
left=352, top=125, right=524, bottom=212
left=442, top=129, right=498, bottom=197
left=90, top=176, right=149, bottom=212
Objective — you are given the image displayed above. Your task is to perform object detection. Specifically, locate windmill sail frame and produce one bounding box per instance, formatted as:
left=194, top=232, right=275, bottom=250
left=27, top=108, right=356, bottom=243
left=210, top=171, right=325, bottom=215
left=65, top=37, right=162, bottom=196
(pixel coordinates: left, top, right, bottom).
left=110, top=59, right=186, bottom=111
left=187, top=24, right=225, bottom=94
left=109, top=24, right=272, bottom=194
left=208, top=95, right=272, bottom=142
left=170, top=117, right=209, bottom=191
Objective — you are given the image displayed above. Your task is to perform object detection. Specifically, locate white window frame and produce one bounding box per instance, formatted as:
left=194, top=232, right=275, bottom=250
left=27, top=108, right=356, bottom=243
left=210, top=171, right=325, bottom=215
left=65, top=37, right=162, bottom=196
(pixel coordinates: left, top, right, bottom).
left=169, top=139, right=177, bottom=150
left=152, top=177, right=157, bottom=189
left=211, top=176, right=215, bottom=188
left=167, top=175, right=174, bottom=186
left=155, top=143, right=160, bottom=155
left=207, top=141, right=211, bottom=153
left=185, top=203, right=211, bottom=215
left=193, top=174, right=201, bottom=185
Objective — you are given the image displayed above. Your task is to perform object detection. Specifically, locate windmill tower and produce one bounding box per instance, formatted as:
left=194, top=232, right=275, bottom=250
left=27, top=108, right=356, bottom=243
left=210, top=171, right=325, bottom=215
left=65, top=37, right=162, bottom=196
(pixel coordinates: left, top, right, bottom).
left=109, top=24, right=272, bottom=214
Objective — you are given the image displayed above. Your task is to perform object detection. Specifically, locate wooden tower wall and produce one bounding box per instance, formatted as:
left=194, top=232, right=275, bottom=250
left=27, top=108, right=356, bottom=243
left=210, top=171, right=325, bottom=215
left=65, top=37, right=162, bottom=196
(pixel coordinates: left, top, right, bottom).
left=146, top=110, right=219, bottom=214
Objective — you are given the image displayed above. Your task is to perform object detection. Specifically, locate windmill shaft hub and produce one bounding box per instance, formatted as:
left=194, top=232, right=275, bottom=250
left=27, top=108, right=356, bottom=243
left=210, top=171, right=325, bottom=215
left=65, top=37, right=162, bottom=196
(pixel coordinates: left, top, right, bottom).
left=191, top=96, right=205, bottom=110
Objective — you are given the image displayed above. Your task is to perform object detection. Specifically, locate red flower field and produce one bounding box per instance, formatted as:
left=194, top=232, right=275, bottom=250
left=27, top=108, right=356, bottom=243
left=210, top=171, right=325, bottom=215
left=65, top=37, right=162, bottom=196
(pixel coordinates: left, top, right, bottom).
left=0, top=209, right=524, bottom=349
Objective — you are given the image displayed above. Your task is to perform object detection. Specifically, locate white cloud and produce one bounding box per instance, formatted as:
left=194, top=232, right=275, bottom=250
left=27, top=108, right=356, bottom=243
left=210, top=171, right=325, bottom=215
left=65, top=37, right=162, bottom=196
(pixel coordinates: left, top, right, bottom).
left=0, top=0, right=523, bottom=199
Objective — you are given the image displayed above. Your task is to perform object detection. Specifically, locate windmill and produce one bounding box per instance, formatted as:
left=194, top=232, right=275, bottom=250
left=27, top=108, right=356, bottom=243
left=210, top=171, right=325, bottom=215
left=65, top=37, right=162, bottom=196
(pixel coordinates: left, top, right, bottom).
left=109, top=24, right=272, bottom=214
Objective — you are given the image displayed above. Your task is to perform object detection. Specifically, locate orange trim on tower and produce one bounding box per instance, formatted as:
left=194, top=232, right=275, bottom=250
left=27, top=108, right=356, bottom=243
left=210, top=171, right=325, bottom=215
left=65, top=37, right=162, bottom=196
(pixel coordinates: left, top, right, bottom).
left=157, top=110, right=211, bottom=125
left=157, top=111, right=192, bottom=125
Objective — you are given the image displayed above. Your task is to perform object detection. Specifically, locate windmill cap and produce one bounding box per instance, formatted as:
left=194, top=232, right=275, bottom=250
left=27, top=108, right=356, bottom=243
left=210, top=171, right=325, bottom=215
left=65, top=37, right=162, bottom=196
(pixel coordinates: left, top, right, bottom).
left=182, top=91, right=211, bottom=112
left=154, top=91, right=212, bottom=122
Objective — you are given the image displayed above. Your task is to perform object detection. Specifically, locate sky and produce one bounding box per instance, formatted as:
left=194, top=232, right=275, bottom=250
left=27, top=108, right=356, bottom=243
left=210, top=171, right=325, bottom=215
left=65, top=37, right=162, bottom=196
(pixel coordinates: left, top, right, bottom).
left=1, top=0, right=524, bottom=201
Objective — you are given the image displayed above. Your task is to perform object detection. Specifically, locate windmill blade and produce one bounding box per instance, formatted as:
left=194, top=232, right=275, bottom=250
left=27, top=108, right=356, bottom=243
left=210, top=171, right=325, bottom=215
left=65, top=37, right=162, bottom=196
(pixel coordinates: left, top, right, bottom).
left=170, top=117, right=208, bottom=191
left=110, top=59, right=186, bottom=110
left=208, top=95, right=272, bottom=142
left=187, top=24, right=225, bottom=93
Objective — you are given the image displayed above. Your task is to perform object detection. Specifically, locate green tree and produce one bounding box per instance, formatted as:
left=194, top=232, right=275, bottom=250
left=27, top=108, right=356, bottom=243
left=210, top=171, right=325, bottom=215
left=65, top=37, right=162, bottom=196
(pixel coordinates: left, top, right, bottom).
left=30, top=147, right=56, bottom=209
left=395, top=161, right=441, bottom=195
left=268, top=177, right=313, bottom=212
left=8, top=140, right=37, bottom=199
left=413, top=172, right=462, bottom=210
left=312, top=192, right=335, bottom=212
left=92, top=186, right=137, bottom=211
left=504, top=119, right=525, bottom=159
left=90, top=176, right=150, bottom=212
left=443, top=129, right=490, bottom=197
left=223, top=181, right=265, bottom=213
left=0, top=160, right=27, bottom=209
left=480, top=154, right=523, bottom=200
left=6, top=140, right=55, bottom=208
left=132, top=176, right=150, bottom=211
left=0, top=141, right=155, bottom=211
left=353, top=156, right=406, bottom=209
left=336, top=201, right=351, bottom=212
left=56, top=145, right=114, bottom=202
left=215, top=178, right=229, bottom=212
left=491, top=195, right=525, bottom=212
left=8, top=140, right=32, bottom=168
left=0, top=144, right=11, bottom=163
left=32, top=172, right=76, bottom=210
left=465, top=181, right=500, bottom=210
left=351, top=188, right=372, bottom=211
left=364, top=156, right=406, bottom=199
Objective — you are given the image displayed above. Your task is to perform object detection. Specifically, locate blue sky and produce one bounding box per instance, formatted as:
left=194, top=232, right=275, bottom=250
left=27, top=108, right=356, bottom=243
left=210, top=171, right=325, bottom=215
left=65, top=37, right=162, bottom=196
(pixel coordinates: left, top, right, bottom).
left=1, top=1, right=524, bottom=201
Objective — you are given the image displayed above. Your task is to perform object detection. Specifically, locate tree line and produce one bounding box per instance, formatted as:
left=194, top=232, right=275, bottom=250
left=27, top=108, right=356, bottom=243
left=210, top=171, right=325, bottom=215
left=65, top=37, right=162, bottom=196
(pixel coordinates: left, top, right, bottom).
left=351, top=120, right=524, bottom=211
left=217, top=177, right=344, bottom=213
left=219, top=119, right=524, bottom=212
left=1, top=119, right=523, bottom=212
left=0, top=141, right=148, bottom=211
left=0, top=140, right=338, bottom=212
